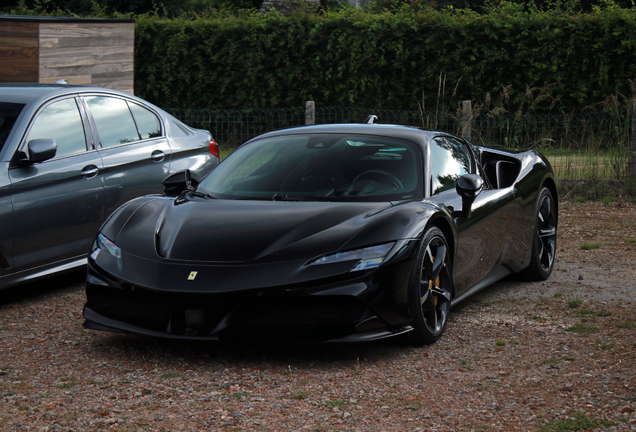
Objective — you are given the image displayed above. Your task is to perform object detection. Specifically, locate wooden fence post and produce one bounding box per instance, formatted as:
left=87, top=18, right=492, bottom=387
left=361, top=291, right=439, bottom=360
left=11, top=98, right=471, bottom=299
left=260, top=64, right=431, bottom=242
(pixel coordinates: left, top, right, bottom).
left=305, top=101, right=315, bottom=125
left=630, top=98, right=636, bottom=178
left=461, top=100, right=472, bottom=141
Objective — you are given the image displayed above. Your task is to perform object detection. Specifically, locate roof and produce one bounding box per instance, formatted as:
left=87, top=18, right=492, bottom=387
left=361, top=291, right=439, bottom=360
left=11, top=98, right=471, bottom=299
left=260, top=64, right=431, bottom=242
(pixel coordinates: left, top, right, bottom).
left=0, top=83, right=141, bottom=106
left=0, top=83, right=87, bottom=104
left=252, top=123, right=433, bottom=144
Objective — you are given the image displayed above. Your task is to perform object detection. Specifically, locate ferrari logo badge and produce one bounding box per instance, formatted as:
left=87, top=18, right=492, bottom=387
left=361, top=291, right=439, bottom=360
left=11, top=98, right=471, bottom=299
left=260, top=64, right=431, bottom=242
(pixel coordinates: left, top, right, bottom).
left=187, top=271, right=198, bottom=281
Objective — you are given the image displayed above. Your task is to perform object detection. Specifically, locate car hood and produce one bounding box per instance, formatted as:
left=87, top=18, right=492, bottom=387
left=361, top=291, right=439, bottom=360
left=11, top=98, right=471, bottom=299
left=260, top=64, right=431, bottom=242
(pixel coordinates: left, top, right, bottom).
left=112, top=198, right=409, bottom=264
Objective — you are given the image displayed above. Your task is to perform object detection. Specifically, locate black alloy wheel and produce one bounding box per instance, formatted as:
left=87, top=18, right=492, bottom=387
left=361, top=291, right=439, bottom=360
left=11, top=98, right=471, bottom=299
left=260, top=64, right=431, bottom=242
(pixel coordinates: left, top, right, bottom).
left=521, top=187, right=558, bottom=281
left=403, top=227, right=453, bottom=345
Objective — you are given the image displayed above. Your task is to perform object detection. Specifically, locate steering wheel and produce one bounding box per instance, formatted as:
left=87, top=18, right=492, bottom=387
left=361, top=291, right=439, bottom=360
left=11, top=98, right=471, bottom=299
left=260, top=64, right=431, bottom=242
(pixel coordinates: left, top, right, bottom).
left=343, top=170, right=404, bottom=196
left=353, top=170, right=404, bottom=189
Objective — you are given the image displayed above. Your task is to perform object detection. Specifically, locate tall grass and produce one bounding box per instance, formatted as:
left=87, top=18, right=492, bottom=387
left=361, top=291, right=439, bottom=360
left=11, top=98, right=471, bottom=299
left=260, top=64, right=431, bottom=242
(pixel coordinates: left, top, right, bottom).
left=542, top=147, right=630, bottom=182
left=461, top=81, right=635, bottom=185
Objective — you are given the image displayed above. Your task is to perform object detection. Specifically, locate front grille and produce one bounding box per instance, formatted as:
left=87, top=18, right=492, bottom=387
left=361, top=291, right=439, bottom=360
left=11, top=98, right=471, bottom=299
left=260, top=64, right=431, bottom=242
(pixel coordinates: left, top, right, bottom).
left=237, top=297, right=369, bottom=326
left=86, top=289, right=171, bottom=323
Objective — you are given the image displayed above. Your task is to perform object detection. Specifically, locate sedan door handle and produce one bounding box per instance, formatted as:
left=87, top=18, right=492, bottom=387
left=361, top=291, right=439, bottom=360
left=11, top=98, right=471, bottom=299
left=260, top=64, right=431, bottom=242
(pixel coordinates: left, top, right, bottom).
left=151, top=150, right=165, bottom=162
left=81, top=165, right=99, bottom=179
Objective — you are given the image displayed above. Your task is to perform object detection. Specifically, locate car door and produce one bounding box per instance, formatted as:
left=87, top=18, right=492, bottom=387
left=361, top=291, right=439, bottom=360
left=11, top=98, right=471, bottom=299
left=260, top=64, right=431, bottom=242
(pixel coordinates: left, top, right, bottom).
left=82, top=95, right=172, bottom=216
left=0, top=166, right=14, bottom=274
left=8, top=96, right=106, bottom=271
left=427, top=136, right=515, bottom=295
left=0, top=101, right=25, bottom=276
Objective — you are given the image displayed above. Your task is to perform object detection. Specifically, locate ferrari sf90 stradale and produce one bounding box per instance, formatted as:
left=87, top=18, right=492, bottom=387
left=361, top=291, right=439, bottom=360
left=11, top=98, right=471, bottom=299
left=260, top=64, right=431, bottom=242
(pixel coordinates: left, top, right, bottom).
left=83, top=124, right=557, bottom=344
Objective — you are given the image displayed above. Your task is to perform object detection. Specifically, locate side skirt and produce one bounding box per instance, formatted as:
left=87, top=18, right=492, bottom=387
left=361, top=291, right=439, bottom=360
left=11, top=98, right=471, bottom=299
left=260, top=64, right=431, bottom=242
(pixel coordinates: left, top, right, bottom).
left=0, top=257, right=87, bottom=290
left=451, top=265, right=511, bottom=307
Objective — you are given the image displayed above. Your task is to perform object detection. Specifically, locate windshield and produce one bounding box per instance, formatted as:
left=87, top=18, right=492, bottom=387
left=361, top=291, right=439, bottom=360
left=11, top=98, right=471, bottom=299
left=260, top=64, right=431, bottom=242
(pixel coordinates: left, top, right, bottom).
left=198, top=133, right=423, bottom=202
left=0, top=102, right=25, bottom=152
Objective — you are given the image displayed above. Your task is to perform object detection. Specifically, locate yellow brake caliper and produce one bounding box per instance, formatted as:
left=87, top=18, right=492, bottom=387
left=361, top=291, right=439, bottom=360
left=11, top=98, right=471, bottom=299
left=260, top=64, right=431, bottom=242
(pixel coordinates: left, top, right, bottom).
left=428, top=255, right=440, bottom=306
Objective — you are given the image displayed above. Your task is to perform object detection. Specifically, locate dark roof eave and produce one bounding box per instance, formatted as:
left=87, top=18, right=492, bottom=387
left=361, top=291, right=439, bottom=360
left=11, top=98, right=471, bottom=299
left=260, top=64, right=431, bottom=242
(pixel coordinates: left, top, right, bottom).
left=0, top=14, right=134, bottom=23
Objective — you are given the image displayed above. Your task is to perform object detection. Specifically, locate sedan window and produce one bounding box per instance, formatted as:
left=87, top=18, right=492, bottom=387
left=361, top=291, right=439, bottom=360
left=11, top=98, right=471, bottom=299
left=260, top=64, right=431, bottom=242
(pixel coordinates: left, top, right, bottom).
left=25, top=98, right=87, bottom=158
left=429, top=137, right=471, bottom=195
left=129, top=102, right=161, bottom=139
left=84, top=96, right=139, bottom=148
left=0, top=102, right=24, bottom=152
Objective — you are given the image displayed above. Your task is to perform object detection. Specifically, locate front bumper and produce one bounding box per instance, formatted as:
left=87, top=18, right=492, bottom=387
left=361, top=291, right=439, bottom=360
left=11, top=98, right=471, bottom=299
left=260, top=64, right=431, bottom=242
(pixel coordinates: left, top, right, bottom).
left=83, top=241, right=419, bottom=342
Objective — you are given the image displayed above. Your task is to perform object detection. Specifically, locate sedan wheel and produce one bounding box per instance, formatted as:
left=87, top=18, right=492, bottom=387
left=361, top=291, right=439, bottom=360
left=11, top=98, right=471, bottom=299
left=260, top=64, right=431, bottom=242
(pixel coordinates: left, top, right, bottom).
left=403, top=227, right=453, bottom=345
left=520, top=187, right=558, bottom=281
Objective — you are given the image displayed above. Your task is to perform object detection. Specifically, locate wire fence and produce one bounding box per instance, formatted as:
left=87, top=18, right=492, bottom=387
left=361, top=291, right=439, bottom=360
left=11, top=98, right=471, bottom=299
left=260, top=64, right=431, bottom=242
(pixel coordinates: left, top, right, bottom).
left=168, top=107, right=307, bottom=148
left=166, top=105, right=634, bottom=181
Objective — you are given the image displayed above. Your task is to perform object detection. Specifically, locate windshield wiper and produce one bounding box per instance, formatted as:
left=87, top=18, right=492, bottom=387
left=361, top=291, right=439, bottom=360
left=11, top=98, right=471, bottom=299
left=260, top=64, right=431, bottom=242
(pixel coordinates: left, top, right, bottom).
left=187, top=190, right=217, bottom=199
left=271, top=194, right=329, bottom=202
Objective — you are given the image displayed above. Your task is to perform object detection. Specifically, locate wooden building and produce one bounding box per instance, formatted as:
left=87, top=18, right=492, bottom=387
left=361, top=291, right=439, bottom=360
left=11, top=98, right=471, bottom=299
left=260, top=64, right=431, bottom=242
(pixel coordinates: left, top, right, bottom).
left=0, top=15, right=135, bottom=94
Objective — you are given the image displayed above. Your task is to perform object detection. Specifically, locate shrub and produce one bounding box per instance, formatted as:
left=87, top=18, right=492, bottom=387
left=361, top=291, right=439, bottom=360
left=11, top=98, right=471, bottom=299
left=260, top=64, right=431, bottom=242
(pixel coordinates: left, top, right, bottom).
left=134, top=7, right=636, bottom=110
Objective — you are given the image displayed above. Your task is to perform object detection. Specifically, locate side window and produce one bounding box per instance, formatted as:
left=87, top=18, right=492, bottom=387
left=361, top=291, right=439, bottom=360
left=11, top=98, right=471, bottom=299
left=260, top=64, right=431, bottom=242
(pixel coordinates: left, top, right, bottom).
left=0, top=102, right=25, bottom=152
left=429, top=137, right=472, bottom=195
left=84, top=96, right=139, bottom=148
left=25, top=98, right=87, bottom=158
left=129, top=103, right=161, bottom=139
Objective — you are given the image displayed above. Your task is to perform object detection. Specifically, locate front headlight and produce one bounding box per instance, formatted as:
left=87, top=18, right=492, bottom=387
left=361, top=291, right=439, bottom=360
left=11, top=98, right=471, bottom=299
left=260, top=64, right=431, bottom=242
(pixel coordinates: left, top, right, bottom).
left=90, top=233, right=121, bottom=260
left=309, top=242, right=395, bottom=272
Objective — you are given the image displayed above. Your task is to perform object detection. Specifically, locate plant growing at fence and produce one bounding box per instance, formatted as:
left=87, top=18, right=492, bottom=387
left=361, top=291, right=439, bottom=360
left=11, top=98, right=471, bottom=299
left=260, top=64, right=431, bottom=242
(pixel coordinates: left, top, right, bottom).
left=469, top=82, right=561, bottom=150
left=418, top=72, right=463, bottom=133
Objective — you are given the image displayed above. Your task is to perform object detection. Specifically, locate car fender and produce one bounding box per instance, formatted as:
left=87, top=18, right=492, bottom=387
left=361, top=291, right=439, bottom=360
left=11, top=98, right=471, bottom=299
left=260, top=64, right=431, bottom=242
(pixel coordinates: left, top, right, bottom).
left=342, top=200, right=457, bottom=263
left=99, top=195, right=166, bottom=242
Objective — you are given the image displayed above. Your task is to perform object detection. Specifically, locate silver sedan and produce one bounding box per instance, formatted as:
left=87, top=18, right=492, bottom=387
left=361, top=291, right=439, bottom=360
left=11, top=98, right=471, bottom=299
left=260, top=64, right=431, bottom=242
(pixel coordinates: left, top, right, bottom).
left=0, top=84, right=219, bottom=289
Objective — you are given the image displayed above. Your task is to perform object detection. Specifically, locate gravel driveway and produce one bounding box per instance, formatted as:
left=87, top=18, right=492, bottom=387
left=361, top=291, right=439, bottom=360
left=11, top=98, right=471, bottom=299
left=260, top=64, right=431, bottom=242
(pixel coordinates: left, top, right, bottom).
left=1, top=201, right=635, bottom=432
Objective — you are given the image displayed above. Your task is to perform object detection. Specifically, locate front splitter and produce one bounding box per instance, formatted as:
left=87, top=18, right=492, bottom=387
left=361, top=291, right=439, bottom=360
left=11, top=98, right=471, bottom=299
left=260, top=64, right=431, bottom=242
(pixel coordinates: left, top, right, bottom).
left=82, top=306, right=413, bottom=343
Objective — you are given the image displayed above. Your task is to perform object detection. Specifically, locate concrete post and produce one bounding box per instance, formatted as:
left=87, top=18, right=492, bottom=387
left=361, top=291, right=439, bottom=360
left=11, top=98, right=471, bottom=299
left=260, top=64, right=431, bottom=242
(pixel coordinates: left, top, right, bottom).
left=461, top=100, right=472, bottom=141
left=305, top=101, right=315, bottom=125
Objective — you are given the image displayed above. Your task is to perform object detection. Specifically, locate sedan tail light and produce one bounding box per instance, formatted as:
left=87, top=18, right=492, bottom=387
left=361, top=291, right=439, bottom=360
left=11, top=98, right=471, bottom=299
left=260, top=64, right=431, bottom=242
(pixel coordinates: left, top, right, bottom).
left=209, top=139, right=219, bottom=158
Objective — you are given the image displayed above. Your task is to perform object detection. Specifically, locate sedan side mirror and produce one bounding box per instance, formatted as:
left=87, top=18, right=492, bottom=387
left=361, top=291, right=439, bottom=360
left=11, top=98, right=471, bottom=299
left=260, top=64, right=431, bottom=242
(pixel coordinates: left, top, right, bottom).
left=162, top=169, right=191, bottom=197
left=19, top=139, right=57, bottom=165
left=456, top=174, right=483, bottom=219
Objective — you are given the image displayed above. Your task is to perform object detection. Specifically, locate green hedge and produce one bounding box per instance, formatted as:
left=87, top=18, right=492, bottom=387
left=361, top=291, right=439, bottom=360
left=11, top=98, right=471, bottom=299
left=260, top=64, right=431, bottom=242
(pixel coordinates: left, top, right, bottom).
left=134, top=6, right=636, bottom=112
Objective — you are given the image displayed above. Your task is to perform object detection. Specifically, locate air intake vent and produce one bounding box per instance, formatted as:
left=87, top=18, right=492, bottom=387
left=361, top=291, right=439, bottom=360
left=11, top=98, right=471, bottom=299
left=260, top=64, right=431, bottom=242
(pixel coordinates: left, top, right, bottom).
left=237, top=297, right=369, bottom=326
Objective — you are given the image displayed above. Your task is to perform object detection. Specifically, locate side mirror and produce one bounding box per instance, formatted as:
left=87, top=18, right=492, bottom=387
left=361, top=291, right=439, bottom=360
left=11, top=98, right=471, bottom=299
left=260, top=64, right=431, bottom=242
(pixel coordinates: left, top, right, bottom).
left=455, top=174, right=483, bottom=219
left=20, top=139, right=57, bottom=165
left=162, top=169, right=191, bottom=197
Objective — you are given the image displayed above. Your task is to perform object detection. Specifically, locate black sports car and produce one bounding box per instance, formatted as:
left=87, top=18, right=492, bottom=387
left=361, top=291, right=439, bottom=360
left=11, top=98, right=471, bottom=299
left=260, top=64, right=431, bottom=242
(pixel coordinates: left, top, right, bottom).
left=83, top=124, right=558, bottom=344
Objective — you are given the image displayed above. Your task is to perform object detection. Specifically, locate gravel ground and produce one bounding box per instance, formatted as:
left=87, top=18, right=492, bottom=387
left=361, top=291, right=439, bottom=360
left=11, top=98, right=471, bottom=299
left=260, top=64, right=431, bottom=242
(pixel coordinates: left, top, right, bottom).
left=1, top=201, right=635, bottom=432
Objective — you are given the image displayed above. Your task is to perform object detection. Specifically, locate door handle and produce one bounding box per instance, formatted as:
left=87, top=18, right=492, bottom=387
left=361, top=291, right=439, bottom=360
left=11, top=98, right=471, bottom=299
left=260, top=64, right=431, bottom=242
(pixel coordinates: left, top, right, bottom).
left=81, top=165, right=99, bottom=179
left=151, top=150, right=165, bottom=162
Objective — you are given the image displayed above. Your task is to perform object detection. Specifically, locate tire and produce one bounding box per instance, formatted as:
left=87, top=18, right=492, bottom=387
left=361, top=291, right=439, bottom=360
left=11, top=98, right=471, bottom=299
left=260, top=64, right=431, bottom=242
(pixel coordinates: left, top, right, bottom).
left=519, top=187, right=558, bottom=281
left=402, top=227, right=453, bottom=345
